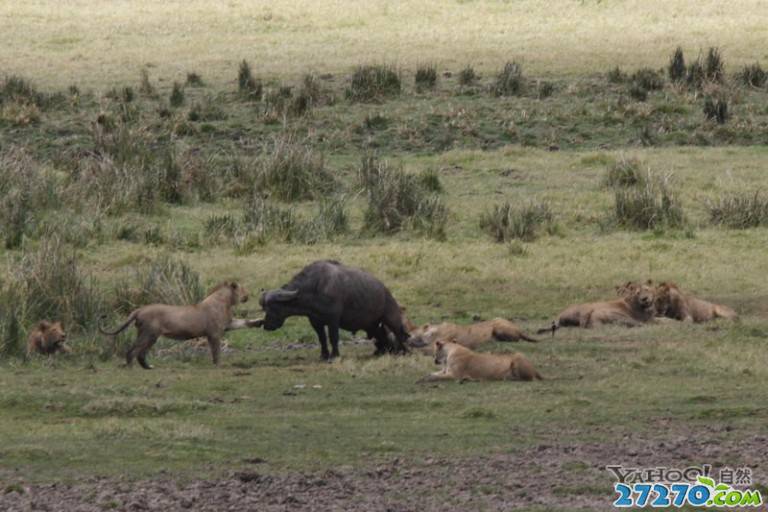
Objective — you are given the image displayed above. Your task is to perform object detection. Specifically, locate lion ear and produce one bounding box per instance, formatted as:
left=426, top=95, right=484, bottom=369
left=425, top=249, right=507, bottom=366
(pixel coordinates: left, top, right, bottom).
left=435, top=340, right=444, bottom=348
left=38, top=320, right=50, bottom=331
left=422, top=324, right=429, bottom=329
left=230, top=282, right=238, bottom=289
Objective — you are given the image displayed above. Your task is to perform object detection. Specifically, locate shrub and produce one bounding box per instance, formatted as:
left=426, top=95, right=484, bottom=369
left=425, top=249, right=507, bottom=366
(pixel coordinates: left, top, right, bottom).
left=112, top=254, right=204, bottom=314
left=345, top=64, right=401, bottom=102
left=238, top=60, right=263, bottom=99
left=703, top=97, right=729, bottom=124
left=631, top=68, right=664, bottom=91
left=736, top=63, right=767, bottom=88
left=458, top=65, right=478, bottom=86
left=707, top=192, right=768, bottom=228
left=7, top=237, right=103, bottom=331
left=257, top=135, right=335, bottom=201
left=169, top=82, right=185, bottom=107
left=186, top=72, right=204, bottom=87
left=415, top=64, right=438, bottom=91
left=604, top=157, right=645, bottom=188
left=359, top=155, right=448, bottom=238
left=607, top=66, right=627, bottom=84
left=492, top=62, right=525, bottom=97
left=612, top=171, right=685, bottom=230
left=704, top=47, right=724, bottom=83
left=479, top=201, right=554, bottom=242
left=668, top=47, right=686, bottom=82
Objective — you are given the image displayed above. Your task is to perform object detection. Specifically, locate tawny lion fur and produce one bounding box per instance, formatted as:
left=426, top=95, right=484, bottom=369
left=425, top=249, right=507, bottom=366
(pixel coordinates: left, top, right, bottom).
left=408, top=318, right=537, bottom=354
left=655, top=282, right=737, bottom=323
left=27, top=320, right=70, bottom=356
left=100, top=282, right=261, bottom=369
left=419, top=340, right=542, bottom=382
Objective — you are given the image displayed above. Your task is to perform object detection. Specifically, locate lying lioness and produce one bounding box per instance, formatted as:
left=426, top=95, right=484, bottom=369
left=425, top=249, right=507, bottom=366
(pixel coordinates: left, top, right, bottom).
left=27, top=320, right=71, bottom=356
left=419, top=340, right=542, bottom=382
left=539, top=281, right=656, bottom=334
left=655, top=282, right=737, bottom=323
left=99, top=282, right=262, bottom=369
left=408, top=318, right=538, bottom=354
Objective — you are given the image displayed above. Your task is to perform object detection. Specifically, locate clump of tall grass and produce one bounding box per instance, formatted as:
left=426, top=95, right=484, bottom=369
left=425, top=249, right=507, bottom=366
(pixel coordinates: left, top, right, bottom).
left=0, top=148, right=59, bottom=248
left=139, top=69, right=156, bottom=96
left=703, top=97, right=729, bottom=124
left=492, top=62, right=525, bottom=97
left=704, top=47, right=725, bottom=83
left=706, top=191, right=768, bottom=229
left=668, top=47, right=686, bottom=82
left=6, top=237, right=103, bottom=331
left=256, top=135, right=335, bottom=201
left=0, top=295, right=23, bottom=359
left=735, top=63, right=767, bottom=88
left=415, top=64, right=438, bottom=91
left=479, top=201, right=555, bottom=242
left=0, top=76, right=46, bottom=107
left=458, top=65, right=478, bottom=86
left=612, top=171, right=685, bottom=230
left=631, top=68, right=664, bottom=91
left=238, top=60, right=263, bottom=100
left=603, top=157, right=645, bottom=188
left=169, top=82, right=185, bottom=107
left=345, top=64, right=401, bottom=102
left=112, top=254, right=205, bottom=314
left=607, top=66, right=627, bottom=84
left=359, top=155, right=448, bottom=239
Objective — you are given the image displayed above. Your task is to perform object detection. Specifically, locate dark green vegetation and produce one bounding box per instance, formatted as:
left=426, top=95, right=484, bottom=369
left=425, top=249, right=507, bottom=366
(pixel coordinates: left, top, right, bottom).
left=2, top=46, right=768, bottom=491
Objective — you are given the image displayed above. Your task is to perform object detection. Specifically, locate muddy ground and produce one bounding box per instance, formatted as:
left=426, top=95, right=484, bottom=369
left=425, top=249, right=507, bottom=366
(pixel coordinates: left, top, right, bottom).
left=2, top=424, right=765, bottom=511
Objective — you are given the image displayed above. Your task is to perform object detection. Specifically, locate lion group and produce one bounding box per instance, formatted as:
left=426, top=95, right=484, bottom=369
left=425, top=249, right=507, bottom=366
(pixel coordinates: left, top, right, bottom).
left=28, top=275, right=736, bottom=383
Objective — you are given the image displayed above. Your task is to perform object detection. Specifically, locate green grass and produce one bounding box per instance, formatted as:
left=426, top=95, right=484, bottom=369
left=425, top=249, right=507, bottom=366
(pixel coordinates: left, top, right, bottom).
left=3, top=3, right=768, bottom=496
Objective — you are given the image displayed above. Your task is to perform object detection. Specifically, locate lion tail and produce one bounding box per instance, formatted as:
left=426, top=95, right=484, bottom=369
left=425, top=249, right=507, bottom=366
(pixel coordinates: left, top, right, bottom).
left=98, top=311, right=138, bottom=336
left=520, top=332, right=539, bottom=343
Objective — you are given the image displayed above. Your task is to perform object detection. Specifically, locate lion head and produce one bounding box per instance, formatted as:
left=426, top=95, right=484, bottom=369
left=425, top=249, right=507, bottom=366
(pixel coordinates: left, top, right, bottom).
left=35, top=320, right=68, bottom=354
left=654, top=282, right=681, bottom=316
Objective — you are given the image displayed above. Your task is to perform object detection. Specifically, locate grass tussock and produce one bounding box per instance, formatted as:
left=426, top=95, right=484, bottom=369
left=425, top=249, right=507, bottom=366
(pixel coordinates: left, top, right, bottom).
left=736, top=63, right=766, bottom=88
left=169, top=82, right=185, bottom=107
left=112, top=254, right=205, bottom=314
left=359, top=155, right=447, bottom=239
left=237, top=60, right=263, bottom=100
left=668, top=47, right=686, bottom=82
left=139, top=69, right=155, bottom=96
left=80, top=397, right=208, bottom=417
left=603, top=156, right=645, bottom=188
left=256, top=135, right=335, bottom=201
left=185, top=72, right=204, bottom=87
left=607, top=66, right=627, bottom=84
left=492, top=61, right=525, bottom=97
left=612, top=170, right=685, bottom=230
left=479, top=201, right=555, bottom=242
left=458, top=65, right=478, bottom=86
left=703, top=97, right=729, bottom=124
left=414, top=64, right=438, bottom=91
left=706, top=191, right=768, bottom=229
left=346, top=64, right=401, bottom=102
left=5, top=237, right=103, bottom=332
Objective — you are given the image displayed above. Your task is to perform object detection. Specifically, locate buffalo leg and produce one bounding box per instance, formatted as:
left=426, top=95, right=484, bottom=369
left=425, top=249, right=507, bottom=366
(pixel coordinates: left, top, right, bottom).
left=309, top=318, right=330, bottom=360
left=328, top=323, right=341, bottom=359
left=367, top=326, right=389, bottom=356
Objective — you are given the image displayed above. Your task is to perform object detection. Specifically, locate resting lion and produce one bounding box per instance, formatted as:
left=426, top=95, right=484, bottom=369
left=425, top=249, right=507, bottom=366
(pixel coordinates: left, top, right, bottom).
left=27, top=320, right=70, bottom=356
left=418, top=340, right=542, bottom=382
left=655, top=282, right=737, bottom=323
left=408, top=318, right=537, bottom=354
left=539, top=281, right=656, bottom=334
left=99, top=282, right=262, bottom=369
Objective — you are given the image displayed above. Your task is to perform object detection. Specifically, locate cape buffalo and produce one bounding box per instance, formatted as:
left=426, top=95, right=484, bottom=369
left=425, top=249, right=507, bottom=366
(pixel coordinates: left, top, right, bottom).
left=259, top=260, right=410, bottom=360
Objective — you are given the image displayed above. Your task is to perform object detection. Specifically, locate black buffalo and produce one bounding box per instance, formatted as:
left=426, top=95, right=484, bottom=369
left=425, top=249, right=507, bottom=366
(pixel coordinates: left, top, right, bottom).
left=259, top=260, right=410, bottom=360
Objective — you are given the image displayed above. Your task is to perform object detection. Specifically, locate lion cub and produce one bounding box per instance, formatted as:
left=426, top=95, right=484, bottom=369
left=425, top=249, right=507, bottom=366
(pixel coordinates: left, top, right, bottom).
left=27, top=321, right=70, bottom=356
left=419, top=340, right=542, bottom=382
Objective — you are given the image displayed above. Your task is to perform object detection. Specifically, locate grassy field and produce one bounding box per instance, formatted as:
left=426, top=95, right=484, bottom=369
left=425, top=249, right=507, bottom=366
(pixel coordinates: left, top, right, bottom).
left=2, top=2, right=768, bottom=509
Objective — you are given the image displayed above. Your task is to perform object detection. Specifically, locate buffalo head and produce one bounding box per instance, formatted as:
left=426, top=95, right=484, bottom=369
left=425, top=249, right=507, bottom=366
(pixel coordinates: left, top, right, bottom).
left=259, top=288, right=299, bottom=330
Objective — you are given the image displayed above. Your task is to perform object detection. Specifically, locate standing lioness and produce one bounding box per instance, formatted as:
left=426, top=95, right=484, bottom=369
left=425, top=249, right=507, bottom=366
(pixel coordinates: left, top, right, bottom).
left=100, top=282, right=261, bottom=369
left=419, top=341, right=542, bottom=382
left=408, top=318, right=537, bottom=354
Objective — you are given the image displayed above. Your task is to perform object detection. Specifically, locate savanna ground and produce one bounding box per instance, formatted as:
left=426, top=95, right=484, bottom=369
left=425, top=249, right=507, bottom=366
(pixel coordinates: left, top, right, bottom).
left=2, top=1, right=768, bottom=510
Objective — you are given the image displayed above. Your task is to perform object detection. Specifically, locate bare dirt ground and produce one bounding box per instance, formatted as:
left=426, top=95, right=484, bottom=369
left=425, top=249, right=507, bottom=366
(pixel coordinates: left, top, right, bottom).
left=2, top=424, right=765, bottom=512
